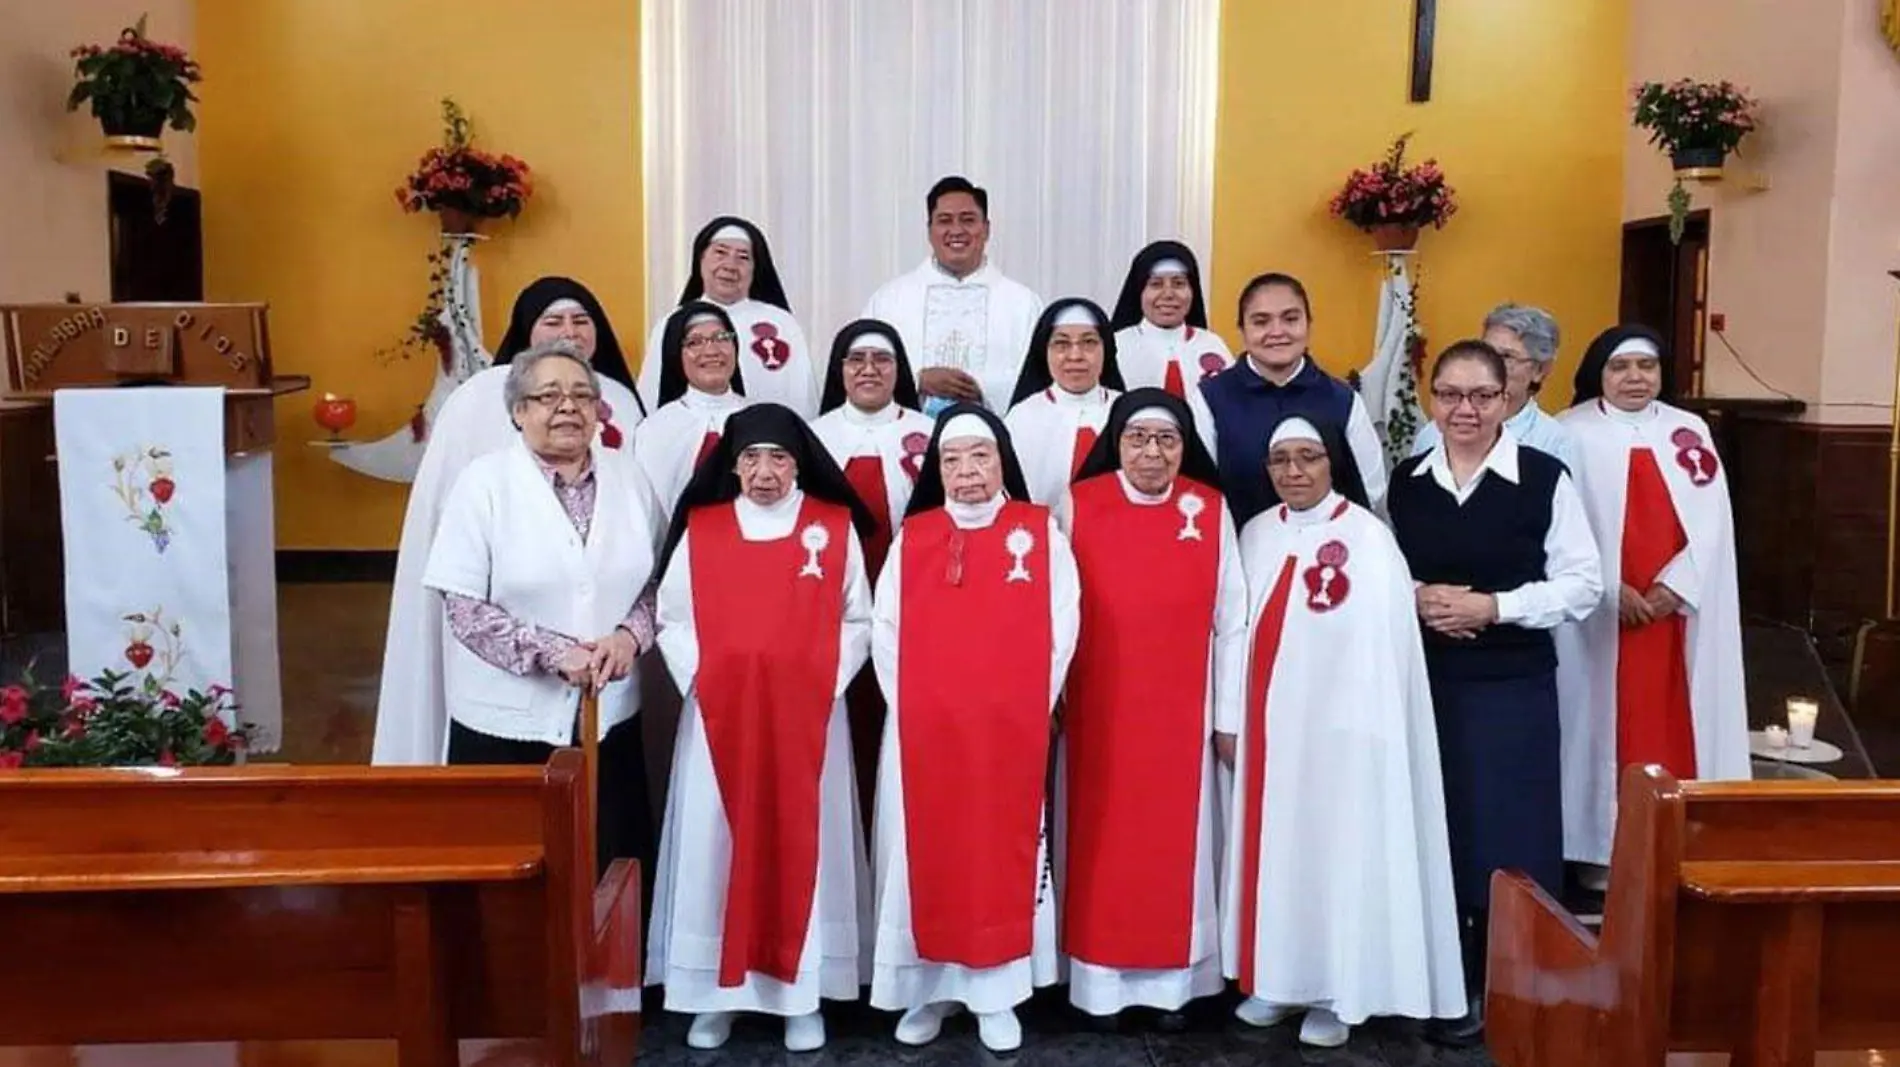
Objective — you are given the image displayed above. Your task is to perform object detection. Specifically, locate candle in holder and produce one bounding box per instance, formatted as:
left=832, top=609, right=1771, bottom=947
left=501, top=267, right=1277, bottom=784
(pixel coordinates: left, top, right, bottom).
left=1763, top=724, right=1789, bottom=750
left=1786, top=698, right=1820, bottom=749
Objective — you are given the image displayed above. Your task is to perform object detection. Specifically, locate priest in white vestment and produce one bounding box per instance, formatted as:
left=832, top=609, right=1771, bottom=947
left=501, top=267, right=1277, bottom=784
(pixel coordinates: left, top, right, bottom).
left=373, top=276, right=653, bottom=767
left=860, top=176, right=1043, bottom=415
left=647, top=404, right=876, bottom=1053
left=869, top=405, right=1080, bottom=1054
left=1223, top=415, right=1465, bottom=1048
left=420, top=339, right=661, bottom=893
left=1108, top=241, right=1235, bottom=399
left=1056, top=388, right=1244, bottom=1029
left=631, top=303, right=750, bottom=524
left=1003, top=298, right=1126, bottom=506
left=638, top=217, right=818, bottom=419
left=1556, top=326, right=1749, bottom=869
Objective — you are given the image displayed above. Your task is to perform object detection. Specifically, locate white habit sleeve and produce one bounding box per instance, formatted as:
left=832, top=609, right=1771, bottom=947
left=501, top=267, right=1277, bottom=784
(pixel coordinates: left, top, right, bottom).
left=1210, top=505, right=1249, bottom=737
left=1345, top=393, right=1389, bottom=514
left=1657, top=546, right=1702, bottom=613
left=871, top=529, right=905, bottom=704
left=1047, top=516, right=1082, bottom=706
left=836, top=528, right=873, bottom=696
left=1185, top=382, right=1219, bottom=458
left=656, top=539, right=700, bottom=696
left=1495, top=471, right=1604, bottom=630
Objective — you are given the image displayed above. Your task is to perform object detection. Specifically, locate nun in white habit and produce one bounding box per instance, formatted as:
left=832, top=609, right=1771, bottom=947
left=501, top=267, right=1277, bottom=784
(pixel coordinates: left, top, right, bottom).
left=372, top=276, right=655, bottom=767
left=630, top=302, right=751, bottom=524
left=637, top=217, right=818, bottom=418
left=1002, top=298, right=1126, bottom=506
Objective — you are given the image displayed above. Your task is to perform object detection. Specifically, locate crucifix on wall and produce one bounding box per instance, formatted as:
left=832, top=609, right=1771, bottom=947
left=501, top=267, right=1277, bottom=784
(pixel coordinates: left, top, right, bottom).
left=1410, top=0, right=1436, bottom=102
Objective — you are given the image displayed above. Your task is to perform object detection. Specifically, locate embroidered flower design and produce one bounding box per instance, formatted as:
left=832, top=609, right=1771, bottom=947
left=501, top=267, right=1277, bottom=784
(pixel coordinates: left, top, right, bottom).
left=121, top=607, right=185, bottom=688
left=109, top=446, right=176, bottom=553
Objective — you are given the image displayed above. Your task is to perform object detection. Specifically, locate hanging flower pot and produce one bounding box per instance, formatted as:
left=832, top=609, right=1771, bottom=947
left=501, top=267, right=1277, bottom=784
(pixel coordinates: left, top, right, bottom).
left=396, top=98, right=534, bottom=236
left=1371, top=224, right=1420, bottom=252
left=437, top=207, right=481, bottom=236
left=1670, top=146, right=1728, bottom=182
left=67, top=16, right=201, bottom=153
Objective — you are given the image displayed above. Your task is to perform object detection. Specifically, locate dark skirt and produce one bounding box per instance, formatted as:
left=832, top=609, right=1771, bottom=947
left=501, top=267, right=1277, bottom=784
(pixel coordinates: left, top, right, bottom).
left=1427, top=667, right=1565, bottom=911
left=446, top=714, right=655, bottom=893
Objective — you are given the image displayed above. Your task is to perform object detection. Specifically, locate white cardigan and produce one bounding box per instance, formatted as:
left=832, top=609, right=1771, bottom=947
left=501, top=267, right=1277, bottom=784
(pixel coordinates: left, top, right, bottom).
left=423, top=439, right=657, bottom=747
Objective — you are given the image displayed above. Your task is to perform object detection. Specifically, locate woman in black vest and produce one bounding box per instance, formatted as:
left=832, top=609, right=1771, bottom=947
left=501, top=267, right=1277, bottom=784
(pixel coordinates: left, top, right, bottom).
left=1387, top=340, right=1603, bottom=1046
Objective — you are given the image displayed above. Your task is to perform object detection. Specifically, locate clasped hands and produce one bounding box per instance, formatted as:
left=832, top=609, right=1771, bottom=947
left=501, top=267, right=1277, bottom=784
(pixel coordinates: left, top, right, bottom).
left=552, top=628, right=641, bottom=692
left=1618, top=582, right=1683, bottom=628
left=1415, top=583, right=1498, bottom=640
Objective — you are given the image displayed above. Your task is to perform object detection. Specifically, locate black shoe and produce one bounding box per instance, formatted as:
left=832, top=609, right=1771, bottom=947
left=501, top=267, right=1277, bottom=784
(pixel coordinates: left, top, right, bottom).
left=1082, top=1010, right=1121, bottom=1034
left=1152, top=1010, right=1188, bottom=1034
left=1425, top=996, right=1485, bottom=1048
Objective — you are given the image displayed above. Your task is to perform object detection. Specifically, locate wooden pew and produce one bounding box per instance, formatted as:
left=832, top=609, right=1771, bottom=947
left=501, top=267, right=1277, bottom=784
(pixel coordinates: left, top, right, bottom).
left=1487, top=764, right=1900, bottom=1067
left=0, top=750, right=639, bottom=1067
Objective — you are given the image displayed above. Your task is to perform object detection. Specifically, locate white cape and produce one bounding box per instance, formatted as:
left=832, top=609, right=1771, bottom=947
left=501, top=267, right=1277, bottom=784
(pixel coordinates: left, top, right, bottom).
left=1554, top=401, right=1750, bottom=865
left=630, top=389, right=748, bottom=528
left=1112, top=322, right=1234, bottom=394
left=1223, top=498, right=1465, bottom=1024
left=645, top=497, right=873, bottom=1014
left=638, top=299, right=819, bottom=419
left=370, top=365, right=652, bottom=765
left=1003, top=387, right=1119, bottom=506
left=808, top=403, right=937, bottom=523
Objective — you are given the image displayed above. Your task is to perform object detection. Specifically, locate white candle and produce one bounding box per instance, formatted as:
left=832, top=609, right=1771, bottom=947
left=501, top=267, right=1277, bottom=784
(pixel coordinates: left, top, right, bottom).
left=1786, top=698, right=1820, bottom=748
left=1763, top=724, right=1789, bottom=750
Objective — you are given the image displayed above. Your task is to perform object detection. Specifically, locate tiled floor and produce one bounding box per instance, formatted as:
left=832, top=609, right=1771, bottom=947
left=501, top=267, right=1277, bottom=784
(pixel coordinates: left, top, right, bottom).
left=0, top=586, right=1888, bottom=1066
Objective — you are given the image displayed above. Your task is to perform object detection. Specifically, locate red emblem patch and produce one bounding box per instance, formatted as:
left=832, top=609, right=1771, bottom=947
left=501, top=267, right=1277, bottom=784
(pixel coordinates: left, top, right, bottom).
left=900, top=431, right=930, bottom=482
left=1671, top=428, right=1718, bottom=486
left=750, top=322, right=790, bottom=371
left=1302, top=544, right=1351, bottom=613
left=1198, top=352, right=1225, bottom=381
left=595, top=399, right=623, bottom=449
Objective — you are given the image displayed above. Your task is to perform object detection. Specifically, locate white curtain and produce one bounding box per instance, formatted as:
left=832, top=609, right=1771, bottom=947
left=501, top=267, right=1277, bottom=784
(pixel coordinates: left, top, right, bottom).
left=641, top=0, right=1221, bottom=348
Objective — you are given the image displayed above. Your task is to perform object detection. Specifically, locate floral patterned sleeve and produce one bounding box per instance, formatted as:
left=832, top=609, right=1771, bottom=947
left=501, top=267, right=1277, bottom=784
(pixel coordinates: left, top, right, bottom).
left=617, top=583, right=658, bottom=654
left=444, top=593, right=578, bottom=677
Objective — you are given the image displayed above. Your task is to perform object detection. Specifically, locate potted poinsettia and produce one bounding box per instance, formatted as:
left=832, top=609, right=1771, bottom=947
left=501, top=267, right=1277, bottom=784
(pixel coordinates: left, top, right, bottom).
left=1329, top=134, right=1457, bottom=252
left=395, top=98, right=534, bottom=235
left=0, top=668, right=245, bottom=769
left=66, top=14, right=202, bottom=150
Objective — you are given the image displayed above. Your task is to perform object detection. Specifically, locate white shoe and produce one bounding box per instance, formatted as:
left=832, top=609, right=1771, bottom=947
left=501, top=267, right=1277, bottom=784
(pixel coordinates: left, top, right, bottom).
left=975, top=1008, right=1022, bottom=1052
left=784, top=1010, right=825, bottom=1052
left=1299, top=1007, right=1350, bottom=1048
left=686, top=1011, right=735, bottom=1050
left=1234, top=997, right=1299, bottom=1028
left=894, top=1003, right=945, bottom=1046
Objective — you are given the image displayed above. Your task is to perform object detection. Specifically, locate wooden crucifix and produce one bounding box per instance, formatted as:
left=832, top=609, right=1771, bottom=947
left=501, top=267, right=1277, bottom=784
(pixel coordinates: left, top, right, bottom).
left=1410, top=0, right=1437, bottom=102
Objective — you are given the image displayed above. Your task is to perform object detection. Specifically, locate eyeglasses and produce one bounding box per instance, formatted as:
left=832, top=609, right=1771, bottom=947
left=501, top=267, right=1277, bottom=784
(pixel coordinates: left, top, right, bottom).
left=1121, top=429, right=1183, bottom=453
left=1049, top=336, right=1103, bottom=355
left=523, top=388, right=599, bottom=409
left=843, top=352, right=897, bottom=370
left=683, top=331, right=738, bottom=353
left=1266, top=449, right=1329, bottom=471
left=1431, top=387, right=1504, bottom=410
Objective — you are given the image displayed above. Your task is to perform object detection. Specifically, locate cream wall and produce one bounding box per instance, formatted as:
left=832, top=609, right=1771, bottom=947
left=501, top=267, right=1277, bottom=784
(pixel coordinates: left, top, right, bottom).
left=1627, top=0, right=1900, bottom=424
left=0, top=0, right=198, bottom=303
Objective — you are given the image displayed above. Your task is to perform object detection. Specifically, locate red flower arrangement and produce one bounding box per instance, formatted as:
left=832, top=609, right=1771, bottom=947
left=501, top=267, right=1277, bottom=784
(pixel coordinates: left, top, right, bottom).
left=1329, top=133, right=1457, bottom=246
left=395, top=98, right=533, bottom=227
left=0, top=668, right=244, bottom=769
left=66, top=14, right=202, bottom=141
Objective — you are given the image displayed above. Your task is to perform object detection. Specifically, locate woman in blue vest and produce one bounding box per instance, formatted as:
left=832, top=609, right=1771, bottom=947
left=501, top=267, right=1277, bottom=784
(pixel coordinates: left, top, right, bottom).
left=1386, top=340, right=1603, bottom=1047
left=1189, top=272, right=1388, bottom=525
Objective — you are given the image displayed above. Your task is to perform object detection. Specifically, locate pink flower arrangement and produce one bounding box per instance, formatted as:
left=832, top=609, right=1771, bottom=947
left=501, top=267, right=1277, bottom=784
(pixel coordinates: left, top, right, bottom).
left=1328, top=134, right=1457, bottom=232
left=395, top=98, right=534, bottom=220
left=1632, top=79, right=1760, bottom=156
left=0, top=669, right=244, bottom=769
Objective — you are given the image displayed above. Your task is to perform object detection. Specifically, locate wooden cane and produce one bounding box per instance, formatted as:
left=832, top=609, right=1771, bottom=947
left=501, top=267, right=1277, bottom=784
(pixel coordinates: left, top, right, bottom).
left=581, top=685, right=602, bottom=868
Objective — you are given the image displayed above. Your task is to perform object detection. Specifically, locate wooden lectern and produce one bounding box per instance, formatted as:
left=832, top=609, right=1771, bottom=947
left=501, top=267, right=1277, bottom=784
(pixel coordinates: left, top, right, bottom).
left=0, top=302, right=308, bottom=634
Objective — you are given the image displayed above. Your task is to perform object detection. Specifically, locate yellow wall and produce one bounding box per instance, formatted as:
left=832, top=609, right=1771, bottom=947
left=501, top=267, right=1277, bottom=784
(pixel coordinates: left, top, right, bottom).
left=196, top=0, right=643, bottom=549
left=1210, top=0, right=1628, bottom=402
